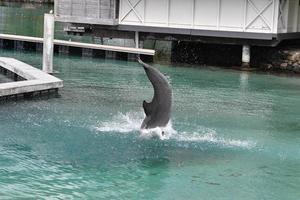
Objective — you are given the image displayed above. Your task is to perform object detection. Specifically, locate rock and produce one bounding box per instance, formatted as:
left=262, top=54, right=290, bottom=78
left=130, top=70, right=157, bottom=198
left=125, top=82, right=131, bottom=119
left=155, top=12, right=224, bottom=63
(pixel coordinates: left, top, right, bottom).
left=260, top=64, right=273, bottom=70
left=287, top=64, right=293, bottom=71
left=283, top=50, right=289, bottom=54
left=293, top=67, right=300, bottom=73
left=266, top=64, right=273, bottom=69
left=280, top=63, right=288, bottom=69
left=290, top=52, right=300, bottom=61
left=292, top=63, right=300, bottom=73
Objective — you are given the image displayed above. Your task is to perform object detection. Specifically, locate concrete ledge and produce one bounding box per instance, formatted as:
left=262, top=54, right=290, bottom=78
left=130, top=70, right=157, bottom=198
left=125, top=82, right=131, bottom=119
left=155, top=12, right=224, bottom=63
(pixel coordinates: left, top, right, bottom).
left=0, top=57, right=63, bottom=97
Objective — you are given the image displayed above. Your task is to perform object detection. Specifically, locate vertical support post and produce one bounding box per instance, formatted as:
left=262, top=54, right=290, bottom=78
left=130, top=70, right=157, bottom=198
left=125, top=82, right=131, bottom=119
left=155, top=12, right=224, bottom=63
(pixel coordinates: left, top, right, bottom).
left=192, top=0, right=196, bottom=28
left=135, top=31, right=139, bottom=48
left=217, top=0, right=221, bottom=30
left=167, top=0, right=170, bottom=26
left=43, top=13, right=54, bottom=74
left=293, top=0, right=299, bottom=32
left=54, top=0, right=58, bottom=16
left=242, top=45, right=251, bottom=67
left=243, top=0, right=247, bottom=31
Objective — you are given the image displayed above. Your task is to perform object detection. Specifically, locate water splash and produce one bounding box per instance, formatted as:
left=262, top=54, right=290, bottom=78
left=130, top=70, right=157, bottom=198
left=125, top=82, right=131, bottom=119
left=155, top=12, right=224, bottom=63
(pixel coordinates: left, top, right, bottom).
left=95, top=111, right=256, bottom=149
left=95, top=111, right=142, bottom=133
left=173, top=131, right=256, bottom=149
left=139, top=122, right=177, bottom=140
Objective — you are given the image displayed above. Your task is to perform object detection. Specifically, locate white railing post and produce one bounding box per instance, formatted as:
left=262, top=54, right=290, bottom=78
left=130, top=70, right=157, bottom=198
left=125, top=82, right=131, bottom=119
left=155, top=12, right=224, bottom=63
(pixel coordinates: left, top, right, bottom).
left=135, top=31, right=139, bottom=48
left=42, top=13, right=54, bottom=74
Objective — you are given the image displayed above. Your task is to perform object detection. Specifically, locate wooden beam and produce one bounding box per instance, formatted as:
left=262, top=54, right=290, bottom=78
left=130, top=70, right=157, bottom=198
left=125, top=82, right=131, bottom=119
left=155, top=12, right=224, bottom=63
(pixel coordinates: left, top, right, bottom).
left=0, top=33, right=155, bottom=55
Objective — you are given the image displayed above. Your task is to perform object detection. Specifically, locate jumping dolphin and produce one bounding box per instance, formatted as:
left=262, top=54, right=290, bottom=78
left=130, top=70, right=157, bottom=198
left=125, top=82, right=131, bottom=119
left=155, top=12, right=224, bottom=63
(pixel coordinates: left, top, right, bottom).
left=138, top=57, right=172, bottom=129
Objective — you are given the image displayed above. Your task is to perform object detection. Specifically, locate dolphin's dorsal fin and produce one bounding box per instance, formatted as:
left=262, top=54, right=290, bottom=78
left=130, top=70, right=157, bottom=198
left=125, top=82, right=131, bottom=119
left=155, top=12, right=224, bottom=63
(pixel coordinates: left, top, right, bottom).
left=143, top=100, right=153, bottom=116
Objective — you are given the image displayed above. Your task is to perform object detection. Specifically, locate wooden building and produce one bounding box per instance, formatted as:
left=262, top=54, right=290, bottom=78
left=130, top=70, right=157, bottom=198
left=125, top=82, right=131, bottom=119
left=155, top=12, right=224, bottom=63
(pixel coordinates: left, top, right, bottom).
left=55, top=0, right=300, bottom=41
left=54, top=0, right=300, bottom=64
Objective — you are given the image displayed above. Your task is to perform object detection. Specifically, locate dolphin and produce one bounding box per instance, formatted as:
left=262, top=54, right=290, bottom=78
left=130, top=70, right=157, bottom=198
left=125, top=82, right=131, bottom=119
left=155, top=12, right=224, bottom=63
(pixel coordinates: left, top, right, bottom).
left=138, top=57, right=172, bottom=129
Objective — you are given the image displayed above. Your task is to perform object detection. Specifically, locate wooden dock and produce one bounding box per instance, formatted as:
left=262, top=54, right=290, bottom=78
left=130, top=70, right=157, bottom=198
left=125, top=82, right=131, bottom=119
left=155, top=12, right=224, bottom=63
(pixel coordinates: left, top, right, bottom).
left=0, top=57, right=63, bottom=97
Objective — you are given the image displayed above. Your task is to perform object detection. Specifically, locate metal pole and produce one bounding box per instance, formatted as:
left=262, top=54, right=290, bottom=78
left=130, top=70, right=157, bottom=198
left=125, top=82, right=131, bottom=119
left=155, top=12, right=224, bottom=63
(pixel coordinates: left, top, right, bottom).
left=42, top=13, right=54, bottom=74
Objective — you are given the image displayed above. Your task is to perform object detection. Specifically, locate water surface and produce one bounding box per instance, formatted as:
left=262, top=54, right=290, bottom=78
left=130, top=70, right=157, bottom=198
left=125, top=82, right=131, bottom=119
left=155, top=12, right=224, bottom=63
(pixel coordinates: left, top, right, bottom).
left=0, top=73, right=12, bottom=83
left=0, top=49, right=299, bottom=199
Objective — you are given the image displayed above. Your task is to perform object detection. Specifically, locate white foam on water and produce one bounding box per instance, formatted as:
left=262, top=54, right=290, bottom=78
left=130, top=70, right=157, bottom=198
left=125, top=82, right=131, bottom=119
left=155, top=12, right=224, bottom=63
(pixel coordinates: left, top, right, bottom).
left=139, top=122, right=177, bottom=140
left=95, top=111, right=142, bottom=133
left=172, top=130, right=256, bottom=149
left=95, top=111, right=256, bottom=149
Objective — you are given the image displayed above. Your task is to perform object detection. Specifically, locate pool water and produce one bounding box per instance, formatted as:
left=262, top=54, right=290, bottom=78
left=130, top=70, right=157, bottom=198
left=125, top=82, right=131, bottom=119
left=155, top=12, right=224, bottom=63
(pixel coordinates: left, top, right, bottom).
left=0, top=49, right=299, bottom=199
left=0, top=73, right=13, bottom=83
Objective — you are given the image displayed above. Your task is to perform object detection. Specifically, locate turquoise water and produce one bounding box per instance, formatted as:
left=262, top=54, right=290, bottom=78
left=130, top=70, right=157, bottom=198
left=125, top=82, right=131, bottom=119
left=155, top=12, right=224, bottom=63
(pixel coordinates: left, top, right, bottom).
left=0, top=2, right=52, bottom=37
left=0, top=73, right=12, bottom=83
left=0, top=49, right=299, bottom=199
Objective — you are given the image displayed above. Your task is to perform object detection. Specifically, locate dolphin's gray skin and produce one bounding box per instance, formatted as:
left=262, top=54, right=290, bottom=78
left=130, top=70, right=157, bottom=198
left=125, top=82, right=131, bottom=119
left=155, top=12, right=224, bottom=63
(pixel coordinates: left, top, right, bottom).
left=138, top=58, right=172, bottom=129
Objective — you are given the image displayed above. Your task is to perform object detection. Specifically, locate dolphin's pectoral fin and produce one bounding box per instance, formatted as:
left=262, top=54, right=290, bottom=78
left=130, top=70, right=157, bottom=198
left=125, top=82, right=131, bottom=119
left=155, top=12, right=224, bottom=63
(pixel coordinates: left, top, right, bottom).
left=143, top=100, right=153, bottom=116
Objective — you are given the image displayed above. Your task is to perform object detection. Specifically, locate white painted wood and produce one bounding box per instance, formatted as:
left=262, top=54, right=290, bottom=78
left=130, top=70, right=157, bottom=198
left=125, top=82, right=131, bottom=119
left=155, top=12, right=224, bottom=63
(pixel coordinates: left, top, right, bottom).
left=194, top=0, right=218, bottom=27
left=144, top=0, right=168, bottom=24
left=0, top=34, right=155, bottom=55
left=169, top=0, right=193, bottom=26
left=0, top=34, right=43, bottom=43
left=242, top=45, right=251, bottom=63
left=220, top=0, right=244, bottom=30
left=135, top=31, right=139, bottom=48
left=119, top=0, right=279, bottom=34
left=278, top=0, right=289, bottom=33
left=273, top=0, right=280, bottom=32
left=43, top=14, right=55, bottom=74
left=54, top=39, right=155, bottom=55
left=0, top=57, right=63, bottom=97
left=245, top=0, right=273, bottom=31
left=54, top=0, right=300, bottom=36
left=297, top=1, right=300, bottom=31
left=55, top=0, right=118, bottom=25
left=120, top=0, right=144, bottom=23
left=287, top=0, right=299, bottom=32
left=192, top=0, right=196, bottom=27
left=167, top=0, right=170, bottom=25
left=243, top=0, right=248, bottom=31
left=217, top=0, right=221, bottom=30
left=294, top=0, right=300, bottom=31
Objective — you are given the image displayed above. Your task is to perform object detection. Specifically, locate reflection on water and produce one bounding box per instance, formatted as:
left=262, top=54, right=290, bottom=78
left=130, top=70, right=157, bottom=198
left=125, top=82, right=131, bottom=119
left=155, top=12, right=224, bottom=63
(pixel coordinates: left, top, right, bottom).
left=0, top=2, right=52, bottom=37
left=239, top=72, right=249, bottom=90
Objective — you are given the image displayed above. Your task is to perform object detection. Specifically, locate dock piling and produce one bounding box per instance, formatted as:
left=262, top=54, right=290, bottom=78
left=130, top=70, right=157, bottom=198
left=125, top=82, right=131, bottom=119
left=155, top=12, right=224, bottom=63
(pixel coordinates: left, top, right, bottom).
left=42, top=13, right=55, bottom=74
left=135, top=31, right=139, bottom=49
left=242, top=45, right=251, bottom=67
